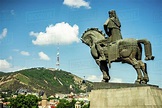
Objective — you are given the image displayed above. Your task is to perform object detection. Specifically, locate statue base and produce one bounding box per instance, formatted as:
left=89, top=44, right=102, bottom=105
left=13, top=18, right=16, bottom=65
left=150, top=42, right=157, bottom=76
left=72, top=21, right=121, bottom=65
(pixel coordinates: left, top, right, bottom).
left=89, top=82, right=162, bottom=108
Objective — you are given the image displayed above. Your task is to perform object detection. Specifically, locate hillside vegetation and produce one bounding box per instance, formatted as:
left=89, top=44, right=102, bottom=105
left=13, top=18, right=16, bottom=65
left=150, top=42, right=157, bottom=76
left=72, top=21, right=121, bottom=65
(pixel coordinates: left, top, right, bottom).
left=0, top=68, right=92, bottom=95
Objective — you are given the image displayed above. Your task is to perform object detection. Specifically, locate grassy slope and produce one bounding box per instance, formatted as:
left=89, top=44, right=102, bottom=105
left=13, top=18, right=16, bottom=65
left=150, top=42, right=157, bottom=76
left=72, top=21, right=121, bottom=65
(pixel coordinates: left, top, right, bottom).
left=0, top=68, right=90, bottom=95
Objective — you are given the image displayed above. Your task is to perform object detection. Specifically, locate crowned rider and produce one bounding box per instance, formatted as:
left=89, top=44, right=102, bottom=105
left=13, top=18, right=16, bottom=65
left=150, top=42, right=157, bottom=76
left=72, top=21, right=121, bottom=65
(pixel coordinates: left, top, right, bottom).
left=96, top=10, right=123, bottom=61
left=104, top=10, right=123, bottom=42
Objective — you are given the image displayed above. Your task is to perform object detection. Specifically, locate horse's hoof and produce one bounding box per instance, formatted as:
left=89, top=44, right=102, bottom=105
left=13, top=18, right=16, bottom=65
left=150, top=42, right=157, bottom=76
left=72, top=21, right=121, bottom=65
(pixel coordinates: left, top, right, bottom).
left=143, top=77, right=149, bottom=82
left=145, top=56, right=155, bottom=61
left=105, top=79, right=109, bottom=82
left=102, top=79, right=109, bottom=83
left=135, top=80, right=140, bottom=84
left=135, top=81, right=140, bottom=84
left=141, top=80, right=147, bottom=84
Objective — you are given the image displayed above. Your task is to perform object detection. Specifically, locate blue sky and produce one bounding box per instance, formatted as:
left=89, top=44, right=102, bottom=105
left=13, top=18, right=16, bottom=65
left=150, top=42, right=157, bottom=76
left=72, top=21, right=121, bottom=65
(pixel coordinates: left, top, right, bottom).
left=0, top=0, right=162, bottom=87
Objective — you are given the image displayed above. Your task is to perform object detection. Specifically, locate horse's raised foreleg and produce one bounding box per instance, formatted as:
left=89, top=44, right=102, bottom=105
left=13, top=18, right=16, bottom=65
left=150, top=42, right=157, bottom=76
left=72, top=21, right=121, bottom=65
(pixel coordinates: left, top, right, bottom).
left=138, top=39, right=154, bottom=60
left=96, top=60, right=110, bottom=82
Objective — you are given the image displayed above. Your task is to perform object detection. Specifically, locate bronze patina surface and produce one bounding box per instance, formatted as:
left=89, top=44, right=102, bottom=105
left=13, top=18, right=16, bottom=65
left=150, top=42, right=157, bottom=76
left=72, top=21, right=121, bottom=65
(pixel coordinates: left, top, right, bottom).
left=81, top=10, right=154, bottom=84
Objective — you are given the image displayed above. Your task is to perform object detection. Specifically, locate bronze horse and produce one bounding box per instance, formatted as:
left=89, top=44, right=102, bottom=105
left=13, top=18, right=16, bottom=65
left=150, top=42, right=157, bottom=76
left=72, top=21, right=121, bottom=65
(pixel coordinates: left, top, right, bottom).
left=81, top=28, right=154, bottom=84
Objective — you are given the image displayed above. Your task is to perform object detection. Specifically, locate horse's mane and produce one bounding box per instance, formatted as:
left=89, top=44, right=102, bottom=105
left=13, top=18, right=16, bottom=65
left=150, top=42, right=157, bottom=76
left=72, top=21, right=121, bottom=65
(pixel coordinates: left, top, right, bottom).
left=82, top=28, right=105, bottom=37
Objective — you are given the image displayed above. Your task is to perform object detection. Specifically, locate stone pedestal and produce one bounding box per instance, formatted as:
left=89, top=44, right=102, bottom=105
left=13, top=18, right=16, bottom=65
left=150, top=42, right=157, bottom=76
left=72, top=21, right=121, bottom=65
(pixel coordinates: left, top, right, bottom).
left=89, top=83, right=162, bottom=108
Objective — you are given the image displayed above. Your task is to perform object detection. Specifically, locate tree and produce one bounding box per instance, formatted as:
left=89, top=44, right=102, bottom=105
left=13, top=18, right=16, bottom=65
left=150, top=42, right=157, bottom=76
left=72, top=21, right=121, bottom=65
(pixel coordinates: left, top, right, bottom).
left=9, top=94, right=38, bottom=108
left=56, top=99, right=76, bottom=108
left=82, top=102, right=90, bottom=108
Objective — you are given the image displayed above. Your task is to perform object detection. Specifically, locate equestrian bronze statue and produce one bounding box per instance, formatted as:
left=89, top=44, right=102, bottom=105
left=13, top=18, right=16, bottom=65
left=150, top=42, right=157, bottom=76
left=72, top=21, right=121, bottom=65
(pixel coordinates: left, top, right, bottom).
left=81, top=28, right=154, bottom=84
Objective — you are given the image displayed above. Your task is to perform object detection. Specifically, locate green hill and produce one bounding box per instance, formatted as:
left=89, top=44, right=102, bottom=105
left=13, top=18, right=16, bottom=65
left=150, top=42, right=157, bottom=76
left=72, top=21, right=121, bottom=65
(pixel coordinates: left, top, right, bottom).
left=0, top=67, right=92, bottom=95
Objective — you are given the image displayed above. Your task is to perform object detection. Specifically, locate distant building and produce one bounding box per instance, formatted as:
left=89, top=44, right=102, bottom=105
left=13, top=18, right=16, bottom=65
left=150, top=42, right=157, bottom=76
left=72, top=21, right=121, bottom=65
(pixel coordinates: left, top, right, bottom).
left=16, top=88, right=28, bottom=95
left=41, top=93, right=48, bottom=108
left=39, top=93, right=57, bottom=108
left=75, top=101, right=81, bottom=108
left=55, top=93, right=67, bottom=99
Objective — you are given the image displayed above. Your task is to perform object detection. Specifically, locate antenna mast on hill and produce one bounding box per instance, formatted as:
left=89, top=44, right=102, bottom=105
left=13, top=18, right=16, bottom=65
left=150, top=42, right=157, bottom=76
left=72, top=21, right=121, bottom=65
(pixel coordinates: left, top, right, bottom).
left=56, top=44, right=60, bottom=70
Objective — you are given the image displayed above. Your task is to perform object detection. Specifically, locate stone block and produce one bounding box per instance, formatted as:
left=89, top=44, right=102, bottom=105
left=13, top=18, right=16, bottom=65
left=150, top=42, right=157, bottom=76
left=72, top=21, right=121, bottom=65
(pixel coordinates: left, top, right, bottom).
left=89, top=83, right=162, bottom=108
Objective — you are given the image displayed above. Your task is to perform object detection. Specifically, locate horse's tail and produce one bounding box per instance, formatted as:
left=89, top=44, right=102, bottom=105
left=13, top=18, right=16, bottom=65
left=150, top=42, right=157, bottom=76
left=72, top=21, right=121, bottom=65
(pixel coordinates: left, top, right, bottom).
left=137, top=39, right=154, bottom=60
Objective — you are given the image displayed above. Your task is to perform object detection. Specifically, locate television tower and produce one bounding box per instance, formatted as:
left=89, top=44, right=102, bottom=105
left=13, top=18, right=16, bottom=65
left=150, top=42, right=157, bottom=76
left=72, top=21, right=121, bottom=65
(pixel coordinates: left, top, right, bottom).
left=56, top=45, right=60, bottom=70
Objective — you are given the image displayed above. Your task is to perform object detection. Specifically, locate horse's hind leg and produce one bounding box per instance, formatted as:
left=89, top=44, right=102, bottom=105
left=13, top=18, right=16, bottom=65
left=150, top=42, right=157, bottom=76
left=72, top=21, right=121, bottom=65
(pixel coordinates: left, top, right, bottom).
left=139, top=60, right=149, bottom=84
left=123, top=57, right=143, bottom=84
left=130, top=58, right=144, bottom=84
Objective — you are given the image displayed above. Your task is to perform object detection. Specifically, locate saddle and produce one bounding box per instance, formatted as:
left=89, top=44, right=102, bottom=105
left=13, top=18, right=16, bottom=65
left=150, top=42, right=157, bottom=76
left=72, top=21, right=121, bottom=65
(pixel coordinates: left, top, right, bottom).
left=106, top=38, right=138, bottom=63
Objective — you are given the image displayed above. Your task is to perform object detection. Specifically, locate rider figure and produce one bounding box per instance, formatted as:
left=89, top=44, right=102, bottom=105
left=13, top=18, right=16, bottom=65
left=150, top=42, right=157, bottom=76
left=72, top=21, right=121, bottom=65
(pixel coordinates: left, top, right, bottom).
left=96, top=10, right=123, bottom=61
left=104, top=10, right=122, bottom=42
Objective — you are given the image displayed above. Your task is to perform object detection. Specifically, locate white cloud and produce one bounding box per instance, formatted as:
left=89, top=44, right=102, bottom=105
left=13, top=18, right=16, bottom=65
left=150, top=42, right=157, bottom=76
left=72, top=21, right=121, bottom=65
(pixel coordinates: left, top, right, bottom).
left=38, top=52, right=50, bottom=61
left=13, top=49, right=30, bottom=56
left=110, top=78, right=123, bottom=83
left=0, top=58, right=29, bottom=72
left=0, top=59, right=12, bottom=71
left=30, top=22, right=80, bottom=45
left=63, top=0, right=91, bottom=9
left=0, top=28, right=7, bottom=40
left=86, top=75, right=102, bottom=82
left=20, top=51, right=30, bottom=56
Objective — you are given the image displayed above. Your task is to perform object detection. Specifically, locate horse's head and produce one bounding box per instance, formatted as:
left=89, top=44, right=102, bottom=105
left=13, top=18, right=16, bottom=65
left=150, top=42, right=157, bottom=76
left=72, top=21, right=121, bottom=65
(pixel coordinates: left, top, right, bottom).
left=81, top=28, right=105, bottom=47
